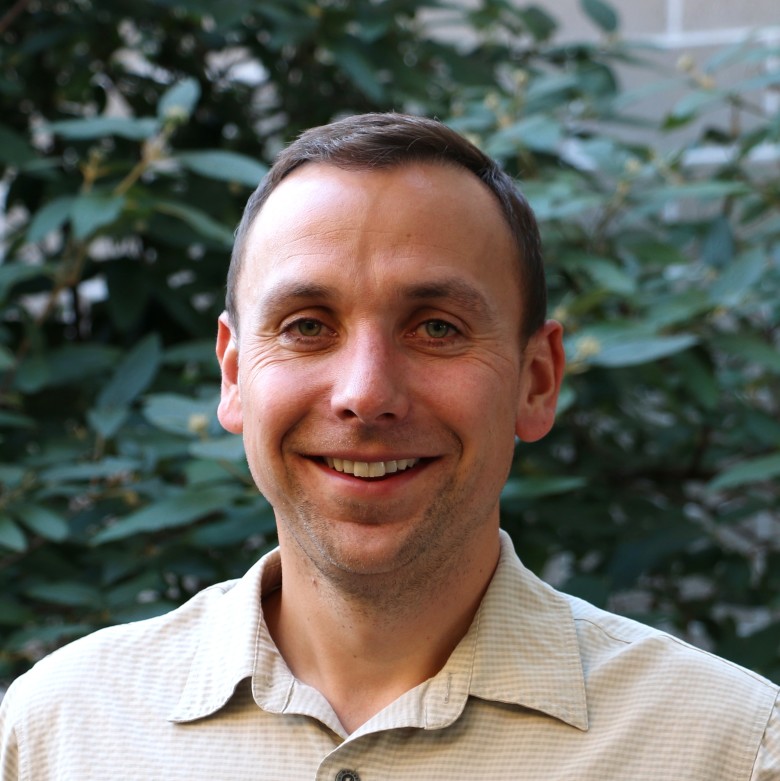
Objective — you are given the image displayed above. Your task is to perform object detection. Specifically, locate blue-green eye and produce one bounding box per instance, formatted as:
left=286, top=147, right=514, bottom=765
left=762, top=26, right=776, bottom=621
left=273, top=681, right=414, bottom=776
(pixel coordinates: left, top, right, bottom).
left=424, top=320, right=453, bottom=338
left=294, top=319, right=323, bottom=337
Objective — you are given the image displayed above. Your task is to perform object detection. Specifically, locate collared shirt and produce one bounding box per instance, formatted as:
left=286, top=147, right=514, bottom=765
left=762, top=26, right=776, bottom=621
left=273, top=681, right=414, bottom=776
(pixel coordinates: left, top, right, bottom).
left=1, top=531, right=778, bottom=780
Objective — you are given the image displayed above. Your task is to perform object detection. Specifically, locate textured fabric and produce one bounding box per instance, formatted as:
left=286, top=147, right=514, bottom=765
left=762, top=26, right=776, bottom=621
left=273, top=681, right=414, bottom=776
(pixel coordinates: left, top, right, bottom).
left=1, top=531, right=778, bottom=780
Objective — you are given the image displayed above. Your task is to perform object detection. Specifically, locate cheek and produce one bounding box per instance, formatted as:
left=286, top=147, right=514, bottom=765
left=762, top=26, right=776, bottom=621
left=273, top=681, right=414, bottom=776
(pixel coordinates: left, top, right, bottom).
left=239, top=362, right=323, bottom=440
left=437, top=361, right=518, bottom=419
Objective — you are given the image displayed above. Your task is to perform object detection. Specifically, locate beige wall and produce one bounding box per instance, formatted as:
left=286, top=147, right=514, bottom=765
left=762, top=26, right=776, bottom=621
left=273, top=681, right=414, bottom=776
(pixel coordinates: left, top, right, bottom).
left=553, top=0, right=780, bottom=45
left=542, top=0, right=780, bottom=155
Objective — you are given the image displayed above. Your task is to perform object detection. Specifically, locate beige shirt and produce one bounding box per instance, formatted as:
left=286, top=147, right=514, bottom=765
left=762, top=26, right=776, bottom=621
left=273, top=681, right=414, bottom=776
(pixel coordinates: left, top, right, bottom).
left=1, top=531, right=778, bottom=780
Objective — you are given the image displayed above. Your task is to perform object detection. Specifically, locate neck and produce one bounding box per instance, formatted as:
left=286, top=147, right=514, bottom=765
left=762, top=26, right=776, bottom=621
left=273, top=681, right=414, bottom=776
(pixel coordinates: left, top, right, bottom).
left=264, top=533, right=500, bottom=734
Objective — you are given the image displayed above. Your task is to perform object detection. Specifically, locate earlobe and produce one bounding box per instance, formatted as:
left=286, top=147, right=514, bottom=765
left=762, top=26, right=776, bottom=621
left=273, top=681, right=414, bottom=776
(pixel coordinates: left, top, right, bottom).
left=216, top=312, right=243, bottom=434
left=515, top=319, right=565, bottom=443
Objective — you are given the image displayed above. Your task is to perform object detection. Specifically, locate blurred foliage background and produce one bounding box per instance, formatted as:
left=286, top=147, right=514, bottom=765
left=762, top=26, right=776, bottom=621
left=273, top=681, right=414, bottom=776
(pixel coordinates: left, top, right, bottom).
left=0, top=0, right=778, bottom=686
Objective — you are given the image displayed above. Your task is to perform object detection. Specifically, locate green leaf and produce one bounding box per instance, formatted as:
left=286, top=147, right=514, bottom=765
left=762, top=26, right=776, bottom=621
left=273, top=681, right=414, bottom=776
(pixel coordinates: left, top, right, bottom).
left=0, top=409, right=35, bottom=428
left=39, top=457, right=141, bottom=484
left=640, top=181, right=749, bottom=204
left=88, top=334, right=161, bottom=438
left=188, top=510, right=273, bottom=548
left=174, top=151, right=267, bottom=187
left=0, top=344, right=15, bottom=370
left=563, top=254, right=636, bottom=295
left=708, top=248, right=765, bottom=306
left=671, top=88, right=725, bottom=120
left=157, top=77, right=201, bottom=121
left=14, top=352, right=50, bottom=393
left=644, top=290, right=712, bottom=330
left=91, top=485, right=235, bottom=545
left=24, top=582, right=101, bottom=607
left=502, top=476, right=587, bottom=501
left=0, top=123, right=37, bottom=165
left=486, top=115, right=562, bottom=156
left=0, top=262, right=53, bottom=301
left=164, top=340, right=217, bottom=366
left=735, top=70, right=780, bottom=92
left=704, top=40, right=752, bottom=72
left=701, top=215, right=734, bottom=268
left=526, top=73, right=580, bottom=102
left=143, top=393, right=219, bottom=437
left=96, top=333, right=162, bottom=410
left=608, top=524, right=700, bottom=589
left=0, top=513, right=27, bottom=552
left=0, top=598, right=34, bottom=626
left=153, top=200, right=234, bottom=246
left=86, top=407, right=129, bottom=440
left=70, top=193, right=125, bottom=239
left=26, top=195, right=75, bottom=242
left=45, top=116, right=159, bottom=140
left=188, top=501, right=275, bottom=548
left=105, top=260, right=152, bottom=332
left=556, top=382, right=575, bottom=416
left=561, top=574, right=610, bottom=608
left=330, top=41, right=384, bottom=102
left=676, top=353, right=719, bottom=411
left=580, top=0, right=619, bottom=32
left=189, top=435, right=246, bottom=462
left=5, top=623, right=94, bottom=653
left=587, top=334, right=699, bottom=368
left=12, top=503, right=70, bottom=541
left=44, top=345, right=121, bottom=386
left=708, top=452, right=780, bottom=492
left=715, top=334, right=780, bottom=374
left=0, top=466, right=26, bottom=488
left=518, top=6, right=558, bottom=40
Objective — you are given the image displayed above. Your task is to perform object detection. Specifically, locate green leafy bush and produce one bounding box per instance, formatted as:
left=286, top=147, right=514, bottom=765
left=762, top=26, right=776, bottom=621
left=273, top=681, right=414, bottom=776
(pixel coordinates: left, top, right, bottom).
left=1, top=0, right=778, bottom=685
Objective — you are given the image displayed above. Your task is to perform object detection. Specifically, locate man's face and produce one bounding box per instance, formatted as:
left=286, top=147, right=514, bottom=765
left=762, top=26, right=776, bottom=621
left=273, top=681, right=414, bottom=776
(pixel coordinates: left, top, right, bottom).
left=217, top=162, right=562, bottom=590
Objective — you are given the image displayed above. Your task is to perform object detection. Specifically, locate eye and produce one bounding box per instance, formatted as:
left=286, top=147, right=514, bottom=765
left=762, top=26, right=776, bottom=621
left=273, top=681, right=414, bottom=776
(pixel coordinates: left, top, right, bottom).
left=422, top=319, right=457, bottom=339
left=292, top=319, right=323, bottom=337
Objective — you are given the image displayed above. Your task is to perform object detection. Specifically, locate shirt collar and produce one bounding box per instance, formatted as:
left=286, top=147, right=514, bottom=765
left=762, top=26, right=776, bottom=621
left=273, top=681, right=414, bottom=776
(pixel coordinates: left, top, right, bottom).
left=167, top=551, right=281, bottom=723
left=168, top=531, right=588, bottom=732
left=467, top=530, right=588, bottom=730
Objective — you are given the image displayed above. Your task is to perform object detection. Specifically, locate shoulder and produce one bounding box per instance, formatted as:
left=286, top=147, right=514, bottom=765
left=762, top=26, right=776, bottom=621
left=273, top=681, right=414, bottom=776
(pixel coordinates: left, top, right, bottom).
left=565, top=592, right=778, bottom=729
left=2, top=575, right=242, bottom=724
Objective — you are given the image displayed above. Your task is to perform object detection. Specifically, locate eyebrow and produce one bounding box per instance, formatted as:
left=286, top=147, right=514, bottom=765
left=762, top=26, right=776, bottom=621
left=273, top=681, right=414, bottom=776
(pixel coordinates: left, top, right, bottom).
left=256, top=277, right=497, bottom=323
left=401, top=279, right=497, bottom=322
left=257, top=281, right=337, bottom=315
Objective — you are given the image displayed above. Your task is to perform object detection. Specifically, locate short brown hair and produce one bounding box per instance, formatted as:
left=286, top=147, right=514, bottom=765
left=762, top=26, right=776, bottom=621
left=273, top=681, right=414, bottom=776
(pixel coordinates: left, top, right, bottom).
left=226, top=112, right=546, bottom=341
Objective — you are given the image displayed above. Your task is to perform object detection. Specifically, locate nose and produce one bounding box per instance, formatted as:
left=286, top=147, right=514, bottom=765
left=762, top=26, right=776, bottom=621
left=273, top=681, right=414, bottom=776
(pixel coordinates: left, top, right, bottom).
left=330, top=332, right=410, bottom=424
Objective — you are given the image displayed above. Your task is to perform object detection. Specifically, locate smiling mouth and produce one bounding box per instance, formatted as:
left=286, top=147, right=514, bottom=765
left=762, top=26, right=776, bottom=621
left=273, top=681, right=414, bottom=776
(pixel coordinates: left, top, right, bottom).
left=322, top=456, right=421, bottom=478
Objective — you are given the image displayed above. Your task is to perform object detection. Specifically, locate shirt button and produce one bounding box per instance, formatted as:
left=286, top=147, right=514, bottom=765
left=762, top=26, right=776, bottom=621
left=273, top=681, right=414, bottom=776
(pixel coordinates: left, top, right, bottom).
left=335, top=771, right=361, bottom=781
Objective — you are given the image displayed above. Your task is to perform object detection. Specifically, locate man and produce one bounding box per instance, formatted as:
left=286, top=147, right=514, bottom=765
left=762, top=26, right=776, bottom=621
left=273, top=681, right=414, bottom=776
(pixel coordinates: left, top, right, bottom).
left=1, top=113, right=778, bottom=779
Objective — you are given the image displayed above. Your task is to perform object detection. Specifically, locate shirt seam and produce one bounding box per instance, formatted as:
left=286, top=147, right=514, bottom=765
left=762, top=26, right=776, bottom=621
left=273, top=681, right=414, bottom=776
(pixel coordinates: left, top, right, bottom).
left=572, top=616, right=634, bottom=646
left=747, top=690, right=779, bottom=778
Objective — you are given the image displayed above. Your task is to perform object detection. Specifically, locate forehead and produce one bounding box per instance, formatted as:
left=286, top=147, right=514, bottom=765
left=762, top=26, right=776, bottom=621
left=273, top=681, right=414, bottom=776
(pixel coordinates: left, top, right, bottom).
left=250, top=160, right=514, bottom=244
left=238, top=162, right=521, bottom=317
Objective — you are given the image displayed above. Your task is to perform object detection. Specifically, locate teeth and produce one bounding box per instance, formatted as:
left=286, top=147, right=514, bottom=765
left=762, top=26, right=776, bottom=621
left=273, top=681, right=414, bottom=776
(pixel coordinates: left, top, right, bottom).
left=368, top=462, right=385, bottom=477
left=323, top=457, right=420, bottom=477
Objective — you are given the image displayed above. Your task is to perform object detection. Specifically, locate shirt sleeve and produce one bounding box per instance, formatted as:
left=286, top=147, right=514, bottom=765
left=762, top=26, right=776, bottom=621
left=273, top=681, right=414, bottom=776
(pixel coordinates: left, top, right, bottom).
left=751, top=692, right=780, bottom=780
left=0, top=683, right=21, bottom=781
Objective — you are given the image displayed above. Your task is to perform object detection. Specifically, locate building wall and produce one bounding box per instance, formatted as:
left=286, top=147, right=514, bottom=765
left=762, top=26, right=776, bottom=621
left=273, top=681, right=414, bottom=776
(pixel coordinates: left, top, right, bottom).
left=554, top=0, right=779, bottom=47
left=547, top=0, right=779, bottom=157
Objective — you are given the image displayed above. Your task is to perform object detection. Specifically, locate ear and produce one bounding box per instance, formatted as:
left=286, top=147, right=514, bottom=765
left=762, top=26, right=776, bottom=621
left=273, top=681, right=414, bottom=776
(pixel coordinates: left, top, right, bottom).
left=216, top=312, right=243, bottom=434
left=515, top=319, right=565, bottom=443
